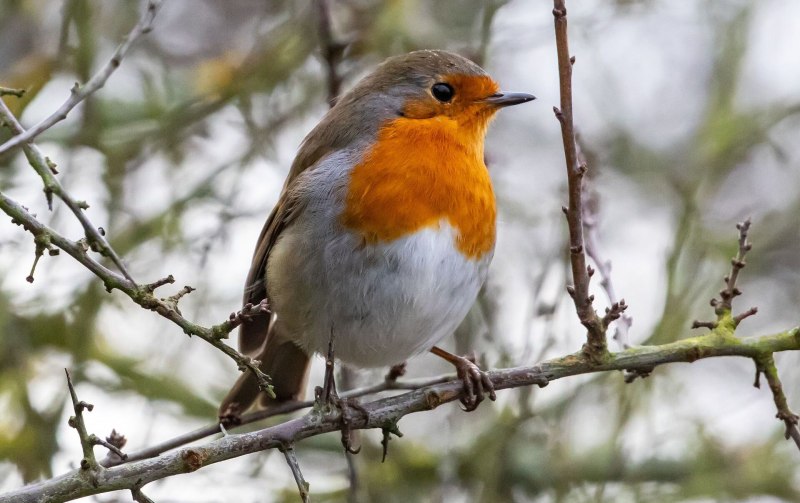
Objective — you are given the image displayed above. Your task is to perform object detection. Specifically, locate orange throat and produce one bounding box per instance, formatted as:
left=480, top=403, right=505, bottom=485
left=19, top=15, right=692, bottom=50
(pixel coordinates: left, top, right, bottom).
left=341, top=115, right=497, bottom=260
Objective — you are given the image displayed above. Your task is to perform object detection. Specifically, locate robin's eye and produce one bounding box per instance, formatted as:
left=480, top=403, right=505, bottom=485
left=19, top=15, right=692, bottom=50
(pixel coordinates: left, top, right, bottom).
left=431, top=83, right=454, bottom=103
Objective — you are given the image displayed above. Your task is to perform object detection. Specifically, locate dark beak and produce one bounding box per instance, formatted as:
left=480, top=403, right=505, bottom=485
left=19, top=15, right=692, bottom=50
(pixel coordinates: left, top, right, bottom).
left=483, top=92, right=536, bottom=107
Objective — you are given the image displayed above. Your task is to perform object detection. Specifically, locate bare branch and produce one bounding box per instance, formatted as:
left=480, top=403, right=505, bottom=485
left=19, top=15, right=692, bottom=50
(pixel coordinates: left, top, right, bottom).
left=280, top=445, right=310, bottom=503
left=0, top=192, right=273, bottom=398
left=552, top=1, right=606, bottom=357
left=756, top=355, right=800, bottom=450
left=0, top=99, right=134, bottom=281
left=9, top=327, right=798, bottom=502
left=0, top=0, right=162, bottom=157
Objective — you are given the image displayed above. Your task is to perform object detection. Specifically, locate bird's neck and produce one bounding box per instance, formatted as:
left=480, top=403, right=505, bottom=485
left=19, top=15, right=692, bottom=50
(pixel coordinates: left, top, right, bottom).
left=341, top=116, right=496, bottom=260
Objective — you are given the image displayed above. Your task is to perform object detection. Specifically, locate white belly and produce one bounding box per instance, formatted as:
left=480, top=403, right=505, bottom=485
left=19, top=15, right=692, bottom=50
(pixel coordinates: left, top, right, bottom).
left=268, top=220, right=491, bottom=367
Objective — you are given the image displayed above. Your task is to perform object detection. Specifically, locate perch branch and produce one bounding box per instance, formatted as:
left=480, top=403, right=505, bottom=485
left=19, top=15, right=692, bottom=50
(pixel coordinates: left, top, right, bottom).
left=8, top=326, right=799, bottom=502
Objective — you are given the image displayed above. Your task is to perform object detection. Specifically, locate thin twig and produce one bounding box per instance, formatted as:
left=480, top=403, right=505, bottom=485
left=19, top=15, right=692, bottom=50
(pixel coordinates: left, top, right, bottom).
left=9, top=327, right=799, bottom=502
left=0, top=0, right=162, bottom=157
left=693, top=219, right=757, bottom=330
left=65, top=369, right=100, bottom=472
left=756, top=355, right=800, bottom=450
left=579, top=141, right=632, bottom=348
left=314, top=0, right=344, bottom=107
left=280, top=445, right=310, bottom=503
left=551, top=1, right=606, bottom=357
left=0, top=98, right=134, bottom=282
left=0, top=192, right=273, bottom=398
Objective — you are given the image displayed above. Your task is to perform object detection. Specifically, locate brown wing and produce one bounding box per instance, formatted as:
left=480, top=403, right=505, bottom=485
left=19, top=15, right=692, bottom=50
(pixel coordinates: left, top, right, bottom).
left=238, top=189, right=301, bottom=355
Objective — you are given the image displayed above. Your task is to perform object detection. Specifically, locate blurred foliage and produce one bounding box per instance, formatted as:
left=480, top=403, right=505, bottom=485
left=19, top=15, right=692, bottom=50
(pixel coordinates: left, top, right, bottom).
left=1, top=0, right=799, bottom=501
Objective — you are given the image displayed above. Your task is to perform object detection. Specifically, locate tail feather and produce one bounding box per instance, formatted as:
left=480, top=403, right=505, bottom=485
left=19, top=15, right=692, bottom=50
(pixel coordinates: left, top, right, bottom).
left=219, top=322, right=310, bottom=421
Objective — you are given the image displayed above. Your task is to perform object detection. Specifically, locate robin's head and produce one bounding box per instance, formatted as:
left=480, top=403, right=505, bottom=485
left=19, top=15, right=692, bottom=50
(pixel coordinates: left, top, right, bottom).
left=292, top=50, right=533, bottom=173
left=344, top=50, right=534, bottom=124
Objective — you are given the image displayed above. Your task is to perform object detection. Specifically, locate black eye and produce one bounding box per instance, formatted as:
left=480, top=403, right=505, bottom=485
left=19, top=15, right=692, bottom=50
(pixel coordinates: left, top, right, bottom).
left=431, top=82, right=454, bottom=102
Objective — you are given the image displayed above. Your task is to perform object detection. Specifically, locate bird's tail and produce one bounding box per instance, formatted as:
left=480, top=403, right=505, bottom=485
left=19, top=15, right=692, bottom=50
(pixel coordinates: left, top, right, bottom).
left=218, top=322, right=310, bottom=422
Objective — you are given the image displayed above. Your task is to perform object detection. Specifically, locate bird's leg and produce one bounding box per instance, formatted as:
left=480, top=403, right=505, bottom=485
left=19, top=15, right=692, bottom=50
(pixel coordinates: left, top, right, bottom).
left=321, top=332, right=338, bottom=404
left=314, top=327, right=367, bottom=455
left=430, top=346, right=496, bottom=412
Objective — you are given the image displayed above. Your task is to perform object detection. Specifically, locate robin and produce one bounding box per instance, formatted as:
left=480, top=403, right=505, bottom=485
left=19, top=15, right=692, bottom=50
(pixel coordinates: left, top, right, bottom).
left=219, top=50, right=534, bottom=422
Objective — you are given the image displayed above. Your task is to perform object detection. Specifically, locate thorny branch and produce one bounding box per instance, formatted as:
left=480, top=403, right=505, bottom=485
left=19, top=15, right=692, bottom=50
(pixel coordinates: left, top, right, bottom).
left=65, top=369, right=127, bottom=475
left=7, top=328, right=800, bottom=502
left=552, top=1, right=610, bottom=358
left=0, top=186, right=274, bottom=399
left=0, top=0, right=162, bottom=157
left=0, top=98, right=133, bottom=282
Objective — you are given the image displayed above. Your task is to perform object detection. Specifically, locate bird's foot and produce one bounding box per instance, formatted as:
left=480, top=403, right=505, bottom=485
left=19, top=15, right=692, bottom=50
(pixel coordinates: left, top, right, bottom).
left=314, top=385, right=368, bottom=454
left=430, top=346, right=496, bottom=412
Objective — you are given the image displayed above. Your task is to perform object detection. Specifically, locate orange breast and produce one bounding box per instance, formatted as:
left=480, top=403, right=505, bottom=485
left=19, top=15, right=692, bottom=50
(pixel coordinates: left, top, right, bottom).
left=341, top=116, right=496, bottom=260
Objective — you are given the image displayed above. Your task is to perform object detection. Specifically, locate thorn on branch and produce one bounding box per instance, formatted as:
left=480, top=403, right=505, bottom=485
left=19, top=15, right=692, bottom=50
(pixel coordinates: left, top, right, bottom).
left=131, top=488, right=156, bottom=503
left=691, top=320, right=718, bottom=330
left=623, top=366, right=652, bottom=383
left=553, top=106, right=565, bottom=124
left=143, top=274, right=175, bottom=293
left=381, top=419, right=404, bottom=463
left=733, top=306, right=758, bottom=327
left=45, top=157, right=59, bottom=174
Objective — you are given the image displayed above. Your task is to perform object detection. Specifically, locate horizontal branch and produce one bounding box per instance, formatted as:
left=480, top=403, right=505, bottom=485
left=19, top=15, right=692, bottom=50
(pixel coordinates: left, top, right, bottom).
left=7, top=326, right=798, bottom=502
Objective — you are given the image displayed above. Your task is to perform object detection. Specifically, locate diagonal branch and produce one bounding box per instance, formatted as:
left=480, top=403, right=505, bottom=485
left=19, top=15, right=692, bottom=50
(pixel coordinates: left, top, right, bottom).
left=7, top=326, right=799, bottom=502
left=0, top=99, right=134, bottom=282
left=0, top=0, right=162, bottom=157
left=0, top=192, right=274, bottom=398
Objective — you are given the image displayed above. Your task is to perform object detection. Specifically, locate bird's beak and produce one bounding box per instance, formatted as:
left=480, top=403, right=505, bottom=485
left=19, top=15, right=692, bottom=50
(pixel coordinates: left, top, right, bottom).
left=482, top=92, right=536, bottom=107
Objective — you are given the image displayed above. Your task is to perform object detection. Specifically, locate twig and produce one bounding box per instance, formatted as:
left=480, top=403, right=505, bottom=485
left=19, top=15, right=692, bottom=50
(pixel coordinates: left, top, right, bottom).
left=314, top=0, right=344, bottom=107
left=551, top=1, right=606, bottom=358
left=579, top=141, right=632, bottom=348
left=131, top=488, right=156, bottom=503
left=280, top=445, right=310, bottom=503
left=692, top=219, right=758, bottom=330
left=755, top=355, right=800, bottom=450
left=0, top=193, right=273, bottom=399
left=0, top=99, right=135, bottom=282
left=0, top=86, right=26, bottom=98
left=65, top=369, right=101, bottom=472
left=0, top=0, right=162, bottom=157
left=9, top=327, right=799, bottom=502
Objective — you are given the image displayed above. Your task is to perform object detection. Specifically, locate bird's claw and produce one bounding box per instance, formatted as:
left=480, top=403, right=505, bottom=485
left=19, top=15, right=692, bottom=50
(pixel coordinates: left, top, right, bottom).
left=453, top=355, right=496, bottom=412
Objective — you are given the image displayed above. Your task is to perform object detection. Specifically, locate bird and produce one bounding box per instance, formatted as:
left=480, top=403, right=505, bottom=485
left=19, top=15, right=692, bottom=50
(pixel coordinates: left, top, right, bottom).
left=219, top=49, right=534, bottom=424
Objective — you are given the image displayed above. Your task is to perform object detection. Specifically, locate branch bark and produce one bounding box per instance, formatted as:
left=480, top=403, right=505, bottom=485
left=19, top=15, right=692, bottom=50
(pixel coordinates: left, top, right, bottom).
left=552, top=1, right=607, bottom=357
left=6, top=326, right=798, bottom=502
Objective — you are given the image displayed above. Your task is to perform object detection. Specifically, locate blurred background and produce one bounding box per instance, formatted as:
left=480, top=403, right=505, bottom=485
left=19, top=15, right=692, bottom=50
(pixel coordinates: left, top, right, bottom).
left=1, top=0, right=799, bottom=501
